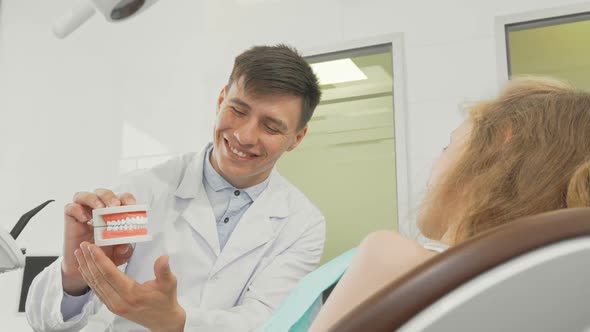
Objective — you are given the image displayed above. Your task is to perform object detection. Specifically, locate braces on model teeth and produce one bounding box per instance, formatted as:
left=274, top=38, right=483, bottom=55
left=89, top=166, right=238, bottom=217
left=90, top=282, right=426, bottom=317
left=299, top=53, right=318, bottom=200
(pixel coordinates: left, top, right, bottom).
left=91, top=205, right=152, bottom=246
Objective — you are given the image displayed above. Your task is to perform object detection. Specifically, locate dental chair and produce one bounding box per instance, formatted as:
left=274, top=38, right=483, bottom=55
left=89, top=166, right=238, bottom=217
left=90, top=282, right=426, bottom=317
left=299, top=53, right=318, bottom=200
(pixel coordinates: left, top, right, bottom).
left=327, top=208, right=590, bottom=332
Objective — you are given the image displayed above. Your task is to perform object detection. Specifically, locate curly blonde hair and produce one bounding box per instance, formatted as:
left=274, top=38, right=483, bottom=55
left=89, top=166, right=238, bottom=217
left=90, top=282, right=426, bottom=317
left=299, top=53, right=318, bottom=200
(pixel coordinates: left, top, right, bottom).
left=419, top=77, right=590, bottom=243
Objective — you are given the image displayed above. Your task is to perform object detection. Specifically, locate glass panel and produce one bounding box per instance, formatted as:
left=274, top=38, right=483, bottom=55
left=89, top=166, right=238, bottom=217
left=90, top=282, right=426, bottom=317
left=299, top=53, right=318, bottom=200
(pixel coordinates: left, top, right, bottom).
left=507, top=13, right=590, bottom=90
left=277, top=45, right=398, bottom=263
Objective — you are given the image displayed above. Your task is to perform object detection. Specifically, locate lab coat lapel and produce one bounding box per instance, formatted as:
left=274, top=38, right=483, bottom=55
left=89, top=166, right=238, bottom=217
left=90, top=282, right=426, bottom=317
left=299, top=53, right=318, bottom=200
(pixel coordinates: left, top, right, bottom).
left=174, top=144, right=221, bottom=256
left=211, top=172, right=288, bottom=275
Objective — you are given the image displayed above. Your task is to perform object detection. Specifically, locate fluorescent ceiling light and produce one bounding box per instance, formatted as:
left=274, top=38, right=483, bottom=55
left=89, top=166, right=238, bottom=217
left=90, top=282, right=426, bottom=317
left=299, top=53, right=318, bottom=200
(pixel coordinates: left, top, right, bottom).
left=310, top=59, right=367, bottom=85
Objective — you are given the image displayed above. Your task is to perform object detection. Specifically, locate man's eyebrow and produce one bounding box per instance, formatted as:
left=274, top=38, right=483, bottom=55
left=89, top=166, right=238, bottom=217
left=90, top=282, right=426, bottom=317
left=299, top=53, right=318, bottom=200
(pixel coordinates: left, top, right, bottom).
left=264, top=116, right=288, bottom=131
left=228, top=97, right=289, bottom=131
left=229, top=98, right=252, bottom=110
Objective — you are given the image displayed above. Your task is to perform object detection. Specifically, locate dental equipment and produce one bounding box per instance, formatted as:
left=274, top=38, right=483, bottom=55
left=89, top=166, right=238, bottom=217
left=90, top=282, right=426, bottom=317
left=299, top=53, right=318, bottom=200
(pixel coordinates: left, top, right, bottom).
left=0, top=200, right=54, bottom=274
left=53, top=0, right=161, bottom=39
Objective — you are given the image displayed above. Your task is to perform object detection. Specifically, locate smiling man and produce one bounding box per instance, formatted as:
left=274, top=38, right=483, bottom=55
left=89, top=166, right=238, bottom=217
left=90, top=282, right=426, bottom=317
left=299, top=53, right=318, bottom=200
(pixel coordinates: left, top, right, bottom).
left=26, top=44, right=325, bottom=332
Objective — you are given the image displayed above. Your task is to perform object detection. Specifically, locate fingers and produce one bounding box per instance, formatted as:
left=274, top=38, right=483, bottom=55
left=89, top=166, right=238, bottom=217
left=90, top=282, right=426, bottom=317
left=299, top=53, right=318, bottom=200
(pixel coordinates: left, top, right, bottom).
left=95, top=188, right=121, bottom=207
left=84, top=243, right=135, bottom=297
left=64, top=202, right=93, bottom=223
left=154, top=256, right=171, bottom=280
left=112, top=244, right=134, bottom=266
left=75, top=246, right=115, bottom=310
left=78, top=243, right=129, bottom=311
left=75, top=248, right=92, bottom=286
left=154, top=256, right=177, bottom=293
left=118, top=192, right=137, bottom=206
left=72, top=190, right=137, bottom=211
left=73, top=191, right=108, bottom=209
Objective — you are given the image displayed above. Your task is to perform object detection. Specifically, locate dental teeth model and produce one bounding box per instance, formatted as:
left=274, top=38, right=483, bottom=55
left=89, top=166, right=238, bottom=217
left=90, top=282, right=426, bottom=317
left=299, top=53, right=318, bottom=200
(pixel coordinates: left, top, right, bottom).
left=92, top=205, right=151, bottom=246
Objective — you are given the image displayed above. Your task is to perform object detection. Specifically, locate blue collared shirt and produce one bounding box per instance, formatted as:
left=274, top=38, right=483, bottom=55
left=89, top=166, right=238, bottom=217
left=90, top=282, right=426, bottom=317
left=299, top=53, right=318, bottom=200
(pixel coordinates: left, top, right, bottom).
left=202, top=145, right=270, bottom=250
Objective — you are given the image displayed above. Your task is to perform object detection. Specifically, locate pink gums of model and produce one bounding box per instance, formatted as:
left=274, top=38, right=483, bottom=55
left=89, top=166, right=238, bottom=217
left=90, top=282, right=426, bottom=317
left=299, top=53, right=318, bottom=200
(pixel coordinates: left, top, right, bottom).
left=92, top=205, right=152, bottom=246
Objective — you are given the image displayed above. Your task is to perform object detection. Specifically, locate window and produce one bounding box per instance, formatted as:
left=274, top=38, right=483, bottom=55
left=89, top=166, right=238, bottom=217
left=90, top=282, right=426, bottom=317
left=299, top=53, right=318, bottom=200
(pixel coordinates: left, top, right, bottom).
left=496, top=4, right=590, bottom=89
left=277, top=39, right=409, bottom=263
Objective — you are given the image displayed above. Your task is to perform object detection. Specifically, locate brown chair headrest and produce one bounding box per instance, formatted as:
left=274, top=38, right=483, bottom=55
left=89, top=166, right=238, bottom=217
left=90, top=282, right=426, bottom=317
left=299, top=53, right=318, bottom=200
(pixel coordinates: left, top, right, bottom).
left=328, top=208, right=590, bottom=332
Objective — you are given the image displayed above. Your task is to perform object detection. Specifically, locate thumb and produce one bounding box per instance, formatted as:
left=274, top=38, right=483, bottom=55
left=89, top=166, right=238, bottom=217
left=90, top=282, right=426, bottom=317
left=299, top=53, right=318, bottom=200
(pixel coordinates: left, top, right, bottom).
left=112, top=244, right=134, bottom=266
left=154, top=255, right=176, bottom=290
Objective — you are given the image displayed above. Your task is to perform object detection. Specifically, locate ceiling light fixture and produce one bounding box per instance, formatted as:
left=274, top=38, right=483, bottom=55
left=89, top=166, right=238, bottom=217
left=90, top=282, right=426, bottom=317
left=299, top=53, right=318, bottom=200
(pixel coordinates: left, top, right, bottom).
left=310, top=58, right=367, bottom=85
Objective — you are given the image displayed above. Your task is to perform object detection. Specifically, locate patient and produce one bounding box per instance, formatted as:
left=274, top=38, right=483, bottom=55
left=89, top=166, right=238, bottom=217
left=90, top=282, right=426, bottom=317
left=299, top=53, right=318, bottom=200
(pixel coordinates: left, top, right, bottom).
left=261, top=77, right=590, bottom=332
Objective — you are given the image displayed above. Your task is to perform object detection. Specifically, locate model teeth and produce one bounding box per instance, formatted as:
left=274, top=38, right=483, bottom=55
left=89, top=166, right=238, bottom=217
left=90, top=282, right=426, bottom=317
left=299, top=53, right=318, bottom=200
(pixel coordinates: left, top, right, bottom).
left=106, top=216, right=148, bottom=231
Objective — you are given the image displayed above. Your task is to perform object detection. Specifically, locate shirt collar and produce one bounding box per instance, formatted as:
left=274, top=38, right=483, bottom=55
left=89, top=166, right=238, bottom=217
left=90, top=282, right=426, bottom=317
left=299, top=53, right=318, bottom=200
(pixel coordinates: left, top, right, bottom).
left=203, top=145, right=270, bottom=201
left=243, top=175, right=270, bottom=201
left=203, top=145, right=233, bottom=192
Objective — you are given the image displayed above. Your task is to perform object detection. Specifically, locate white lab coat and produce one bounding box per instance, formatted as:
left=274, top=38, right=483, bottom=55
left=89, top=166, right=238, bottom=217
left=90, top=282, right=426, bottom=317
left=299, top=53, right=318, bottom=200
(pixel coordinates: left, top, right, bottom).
left=25, top=144, right=326, bottom=331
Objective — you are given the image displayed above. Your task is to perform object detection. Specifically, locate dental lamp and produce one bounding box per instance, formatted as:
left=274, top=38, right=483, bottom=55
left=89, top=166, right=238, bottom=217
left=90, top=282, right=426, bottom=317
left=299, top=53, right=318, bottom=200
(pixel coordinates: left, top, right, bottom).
left=53, top=0, right=161, bottom=39
left=0, top=200, right=54, bottom=274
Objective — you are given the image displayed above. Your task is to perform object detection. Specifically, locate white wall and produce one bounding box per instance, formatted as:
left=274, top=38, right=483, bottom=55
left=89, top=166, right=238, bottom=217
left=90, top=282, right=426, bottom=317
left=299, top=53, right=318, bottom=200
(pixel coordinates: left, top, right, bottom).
left=0, top=0, right=586, bottom=329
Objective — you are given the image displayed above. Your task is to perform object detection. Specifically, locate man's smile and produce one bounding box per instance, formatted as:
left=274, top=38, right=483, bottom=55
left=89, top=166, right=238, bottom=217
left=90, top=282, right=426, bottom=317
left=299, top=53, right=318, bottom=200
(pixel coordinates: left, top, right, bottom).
left=224, top=138, right=259, bottom=160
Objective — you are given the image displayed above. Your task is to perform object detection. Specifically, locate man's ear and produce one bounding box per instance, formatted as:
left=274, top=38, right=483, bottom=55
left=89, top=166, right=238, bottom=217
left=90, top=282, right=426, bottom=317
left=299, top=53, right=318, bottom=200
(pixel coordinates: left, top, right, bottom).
left=287, top=126, right=308, bottom=151
left=216, top=86, right=228, bottom=114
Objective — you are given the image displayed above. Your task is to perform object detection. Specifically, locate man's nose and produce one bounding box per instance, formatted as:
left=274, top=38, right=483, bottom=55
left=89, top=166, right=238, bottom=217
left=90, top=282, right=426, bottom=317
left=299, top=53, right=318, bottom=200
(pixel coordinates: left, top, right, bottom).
left=234, top=120, right=258, bottom=146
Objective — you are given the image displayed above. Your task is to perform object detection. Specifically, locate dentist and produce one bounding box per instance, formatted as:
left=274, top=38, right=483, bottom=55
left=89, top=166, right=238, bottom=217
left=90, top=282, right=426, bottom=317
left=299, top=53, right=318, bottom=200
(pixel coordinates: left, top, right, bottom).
left=26, top=44, right=325, bottom=332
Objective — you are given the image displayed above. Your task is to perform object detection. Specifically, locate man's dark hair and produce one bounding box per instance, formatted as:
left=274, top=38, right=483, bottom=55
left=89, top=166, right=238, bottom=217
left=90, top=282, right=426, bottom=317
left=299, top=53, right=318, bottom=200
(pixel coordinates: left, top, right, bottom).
left=228, top=44, right=321, bottom=130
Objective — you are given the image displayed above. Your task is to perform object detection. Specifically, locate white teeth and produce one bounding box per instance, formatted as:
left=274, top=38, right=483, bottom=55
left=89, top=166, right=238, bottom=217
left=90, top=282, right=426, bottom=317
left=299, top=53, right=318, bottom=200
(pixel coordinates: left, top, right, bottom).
left=227, top=141, right=255, bottom=158
left=230, top=146, right=248, bottom=157
left=106, top=216, right=148, bottom=232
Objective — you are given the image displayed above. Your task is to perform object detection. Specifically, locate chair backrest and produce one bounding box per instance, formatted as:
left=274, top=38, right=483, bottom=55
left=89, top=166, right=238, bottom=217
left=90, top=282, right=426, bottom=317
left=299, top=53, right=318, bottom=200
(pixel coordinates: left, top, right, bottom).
left=328, top=208, right=590, bottom=332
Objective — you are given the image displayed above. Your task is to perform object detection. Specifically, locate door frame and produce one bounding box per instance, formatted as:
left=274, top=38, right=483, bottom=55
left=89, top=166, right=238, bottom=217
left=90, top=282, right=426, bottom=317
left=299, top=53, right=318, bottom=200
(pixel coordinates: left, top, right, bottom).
left=302, top=33, right=411, bottom=233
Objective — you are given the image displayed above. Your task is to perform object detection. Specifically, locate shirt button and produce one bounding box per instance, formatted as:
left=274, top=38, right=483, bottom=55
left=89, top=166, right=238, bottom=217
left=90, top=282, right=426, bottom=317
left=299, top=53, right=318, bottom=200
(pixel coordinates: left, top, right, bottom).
left=234, top=190, right=240, bottom=196
left=223, top=217, right=229, bottom=223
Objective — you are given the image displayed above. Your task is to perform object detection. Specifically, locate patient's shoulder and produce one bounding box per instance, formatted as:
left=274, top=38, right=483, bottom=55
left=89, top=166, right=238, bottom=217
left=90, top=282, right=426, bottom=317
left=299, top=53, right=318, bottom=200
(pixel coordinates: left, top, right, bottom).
left=359, top=230, right=425, bottom=254
left=356, top=230, right=435, bottom=271
left=310, top=231, right=435, bottom=331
